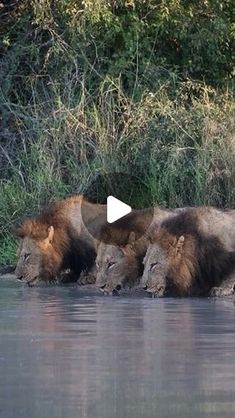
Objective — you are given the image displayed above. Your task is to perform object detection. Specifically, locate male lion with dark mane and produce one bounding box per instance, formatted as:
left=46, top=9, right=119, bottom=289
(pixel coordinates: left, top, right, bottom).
left=15, top=195, right=154, bottom=286
left=143, top=207, right=235, bottom=297
left=15, top=196, right=98, bottom=285
left=95, top=208, right=180, bottom=295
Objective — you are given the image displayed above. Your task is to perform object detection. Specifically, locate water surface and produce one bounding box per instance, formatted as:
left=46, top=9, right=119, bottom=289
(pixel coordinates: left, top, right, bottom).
left=0, top=279, right=235, bottom=418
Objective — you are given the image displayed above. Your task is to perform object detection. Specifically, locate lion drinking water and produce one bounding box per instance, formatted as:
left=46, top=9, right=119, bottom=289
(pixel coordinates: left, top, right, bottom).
left=142, top=207, right=235, bottom=297
left=95, top=208, right=179, bottom=295
left=15, top=195, right=154, bottom=286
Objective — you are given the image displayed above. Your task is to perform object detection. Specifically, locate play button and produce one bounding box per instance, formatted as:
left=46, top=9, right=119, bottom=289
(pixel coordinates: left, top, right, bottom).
left=81, top=171, right=154, bottom=242
left=107, top=196, right=132, bottom=223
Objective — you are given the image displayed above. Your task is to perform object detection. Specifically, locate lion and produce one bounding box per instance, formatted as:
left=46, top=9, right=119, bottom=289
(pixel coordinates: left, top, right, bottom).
left=142, top=207, right=235, bottom=297
left=15, top=195, right=154, bottom=286
left=95, top=208, right=180, bottom=295
left=96, top=233, right=147, bottom=295
left=15, top=196, right=98, bottom=285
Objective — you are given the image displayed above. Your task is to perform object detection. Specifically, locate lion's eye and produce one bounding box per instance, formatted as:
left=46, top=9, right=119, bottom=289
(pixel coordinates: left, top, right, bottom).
left=150, top=262, right=158, bottom=270
left=107, top=261, right=115, bottom=269
left=23, top=253, right=31, bottom=262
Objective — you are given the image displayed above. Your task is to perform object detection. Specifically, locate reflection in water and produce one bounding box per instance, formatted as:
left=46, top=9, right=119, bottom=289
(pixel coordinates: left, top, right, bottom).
left=0, top=281, right=235, bottom=418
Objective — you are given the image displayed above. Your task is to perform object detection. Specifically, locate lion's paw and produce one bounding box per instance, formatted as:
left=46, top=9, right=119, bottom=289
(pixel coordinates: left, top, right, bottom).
left=210, top=286, right=234, bottom=297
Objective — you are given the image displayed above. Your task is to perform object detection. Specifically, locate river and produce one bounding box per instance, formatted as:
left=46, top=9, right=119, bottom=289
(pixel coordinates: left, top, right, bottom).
left=0, top=279, right=235, bottom=418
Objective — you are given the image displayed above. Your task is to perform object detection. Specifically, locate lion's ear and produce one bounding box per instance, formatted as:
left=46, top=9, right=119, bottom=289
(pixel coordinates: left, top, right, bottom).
left=121, top=231, right=136, bottom=255
left=38, top=226, right=54, bottom=250
left=128, top=231, right=136, bottom=246
left=174, top=235, right=185, bottom=255
left=47, top=226, right=54, bottom=243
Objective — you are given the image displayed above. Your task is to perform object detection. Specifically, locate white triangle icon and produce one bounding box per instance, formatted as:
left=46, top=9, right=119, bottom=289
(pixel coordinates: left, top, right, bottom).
left=107, top=196, right=132, bottom=223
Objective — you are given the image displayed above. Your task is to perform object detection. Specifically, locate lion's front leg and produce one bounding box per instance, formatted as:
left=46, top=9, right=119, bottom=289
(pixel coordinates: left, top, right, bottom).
left=77, top=265, right=97, bottom=285
left=210, top=275, right=235, bottom=297
left=59, top=269, right=79, bottom=283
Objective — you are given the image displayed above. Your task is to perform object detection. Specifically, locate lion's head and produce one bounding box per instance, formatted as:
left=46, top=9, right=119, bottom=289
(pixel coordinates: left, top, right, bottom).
left=95, top=232, right=140, bottom=295
left=15, top=220, right=63, bottom=286
left=143, top=227, right=196, bottom=297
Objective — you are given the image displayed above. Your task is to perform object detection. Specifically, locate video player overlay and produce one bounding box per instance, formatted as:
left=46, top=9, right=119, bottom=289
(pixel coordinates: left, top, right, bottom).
left=81, top=172, right=154, bottom=243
